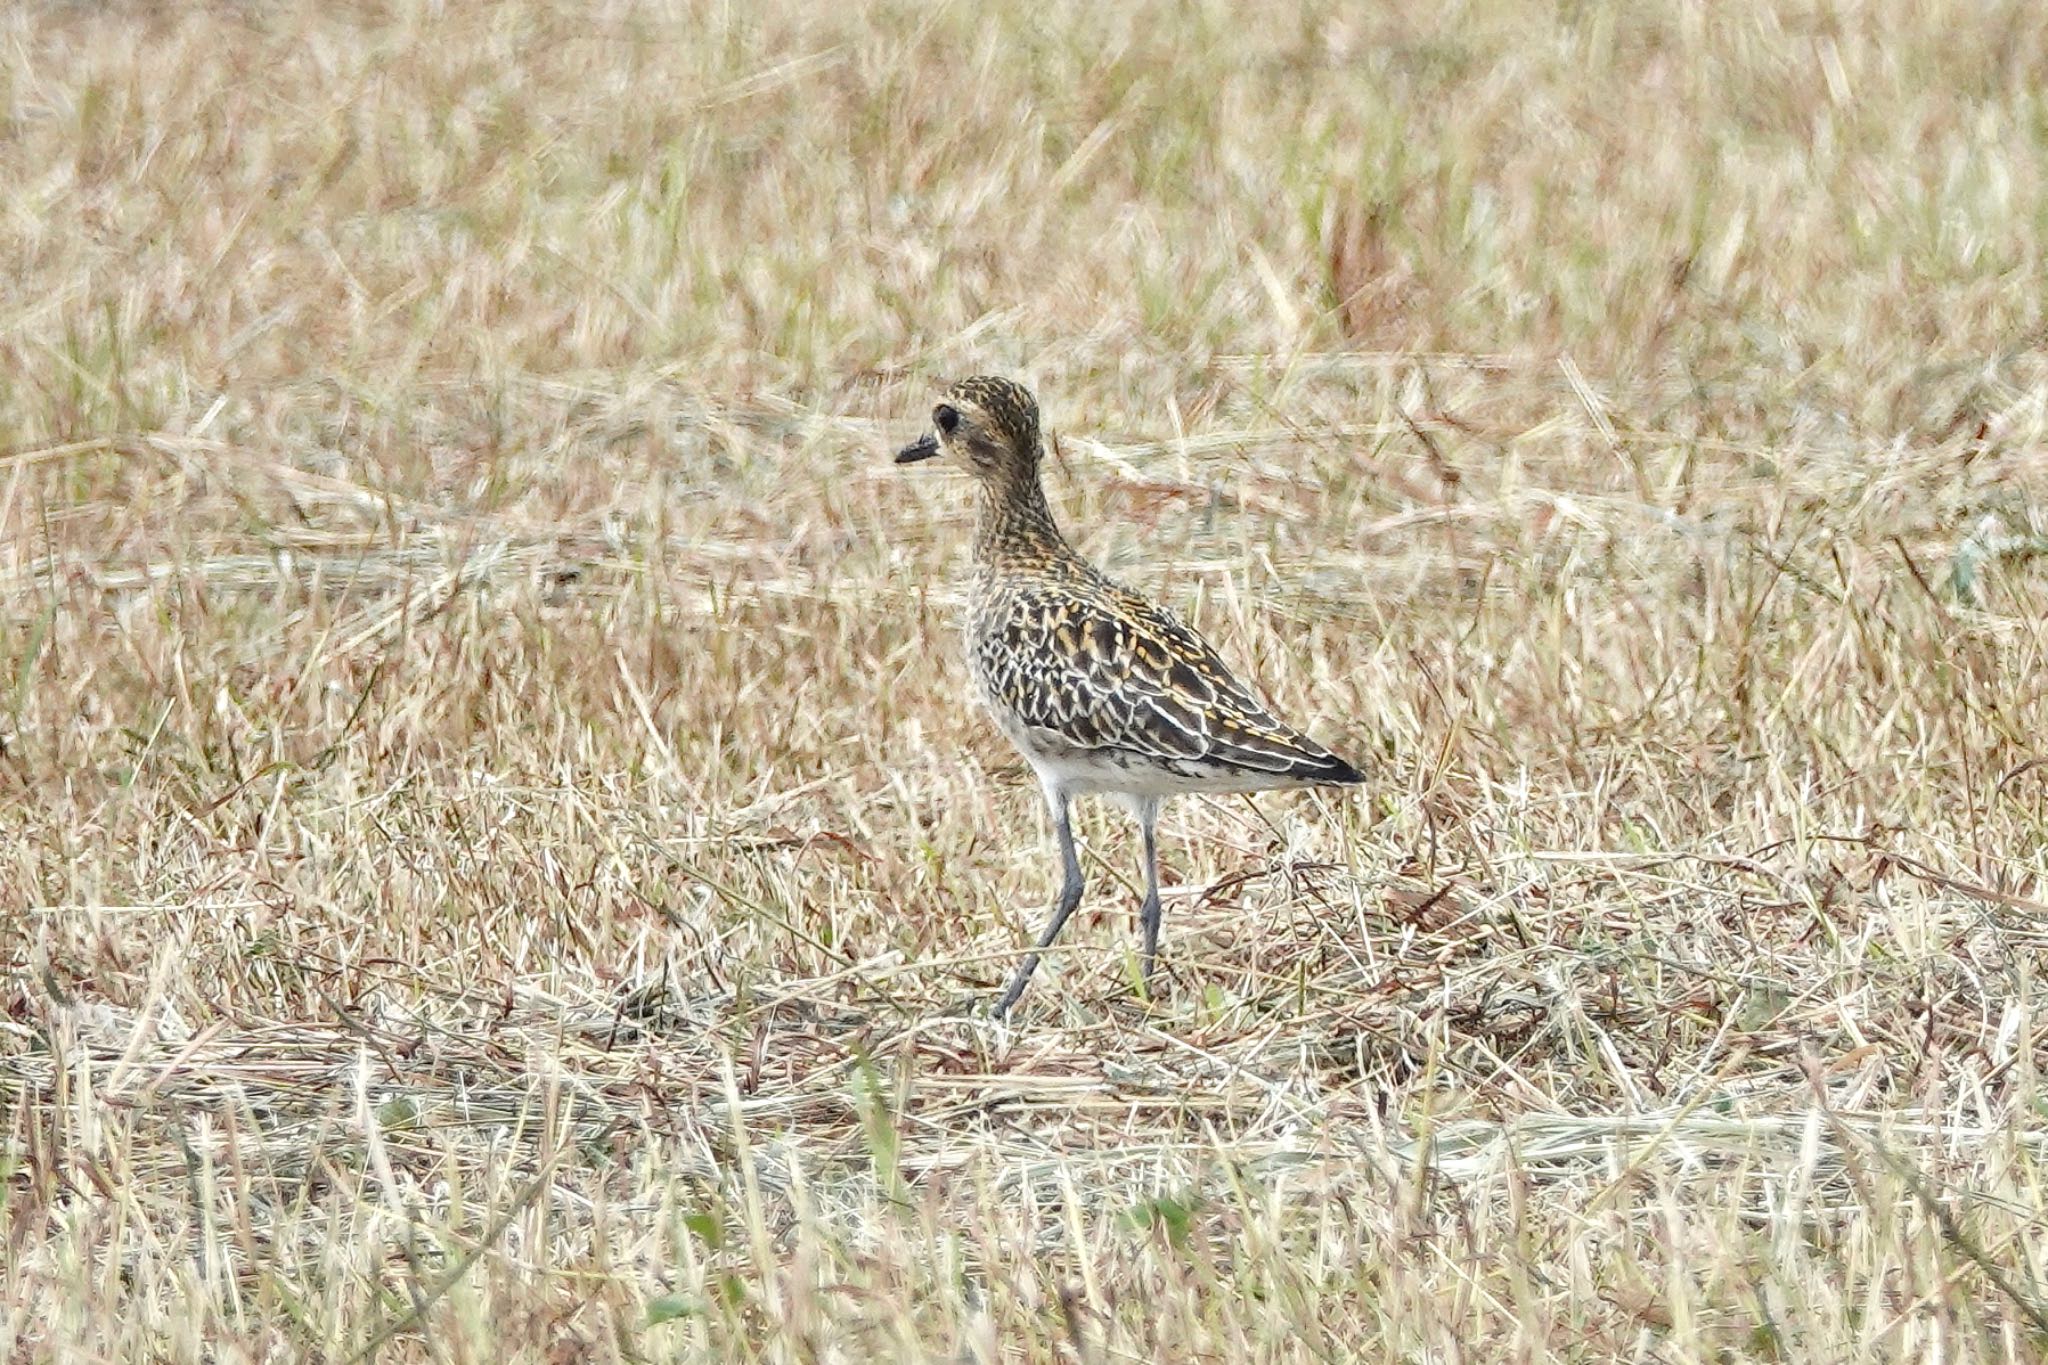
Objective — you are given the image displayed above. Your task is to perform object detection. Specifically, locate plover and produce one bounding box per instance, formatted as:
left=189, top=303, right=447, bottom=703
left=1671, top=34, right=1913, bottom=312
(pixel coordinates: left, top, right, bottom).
left=896, top=376, right=1361, bottom=1015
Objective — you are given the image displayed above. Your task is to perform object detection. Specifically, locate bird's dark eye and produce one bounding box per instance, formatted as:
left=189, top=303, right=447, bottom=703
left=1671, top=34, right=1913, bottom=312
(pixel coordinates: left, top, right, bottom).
left=934, top=404, right=960, bottom=435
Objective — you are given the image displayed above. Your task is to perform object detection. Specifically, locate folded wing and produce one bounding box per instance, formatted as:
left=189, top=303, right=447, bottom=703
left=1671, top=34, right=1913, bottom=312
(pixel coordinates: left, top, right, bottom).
left=982, top=583, right=1362, bottom=786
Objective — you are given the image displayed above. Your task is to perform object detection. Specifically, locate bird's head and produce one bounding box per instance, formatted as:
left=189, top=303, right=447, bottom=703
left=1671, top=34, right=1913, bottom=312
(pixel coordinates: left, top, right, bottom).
left=895, top=375, right=1043, bottom=484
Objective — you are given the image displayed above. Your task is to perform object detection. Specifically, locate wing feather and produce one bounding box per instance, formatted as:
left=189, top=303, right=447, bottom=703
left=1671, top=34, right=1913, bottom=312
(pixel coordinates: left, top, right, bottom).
left=977, top=579, right=1361, bottom=785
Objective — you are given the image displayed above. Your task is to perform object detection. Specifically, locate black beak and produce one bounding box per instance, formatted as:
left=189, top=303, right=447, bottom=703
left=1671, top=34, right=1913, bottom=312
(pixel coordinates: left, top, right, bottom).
left=894, top=432, right=941, bottom=464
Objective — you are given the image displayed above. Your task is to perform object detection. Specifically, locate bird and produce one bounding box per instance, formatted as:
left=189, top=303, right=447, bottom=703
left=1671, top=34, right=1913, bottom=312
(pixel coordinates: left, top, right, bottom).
left=894, top=375, right=1364, bottom=1016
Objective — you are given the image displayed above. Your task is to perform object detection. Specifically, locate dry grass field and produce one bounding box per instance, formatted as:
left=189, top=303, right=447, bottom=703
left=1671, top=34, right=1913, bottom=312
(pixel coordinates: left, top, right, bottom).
left=7, top=0, right=2048, bottom=1359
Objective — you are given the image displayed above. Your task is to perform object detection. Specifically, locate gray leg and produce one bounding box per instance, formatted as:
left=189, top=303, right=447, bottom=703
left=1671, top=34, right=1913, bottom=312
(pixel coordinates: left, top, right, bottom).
left=1136, top=798, right=1164, bottom=992
left=993, top=791, right=1084, bottom=1017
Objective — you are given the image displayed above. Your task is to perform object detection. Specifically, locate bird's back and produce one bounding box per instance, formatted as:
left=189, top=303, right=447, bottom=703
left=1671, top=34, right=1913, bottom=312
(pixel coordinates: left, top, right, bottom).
left=967, top=556, right=1361, bottom=798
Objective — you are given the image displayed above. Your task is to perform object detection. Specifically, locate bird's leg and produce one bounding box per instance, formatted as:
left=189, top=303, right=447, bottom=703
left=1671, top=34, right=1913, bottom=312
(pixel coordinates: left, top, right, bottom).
left=1137, top=798, right=1164, bottom=992
left=993, top=791, right=1083, bottom=1017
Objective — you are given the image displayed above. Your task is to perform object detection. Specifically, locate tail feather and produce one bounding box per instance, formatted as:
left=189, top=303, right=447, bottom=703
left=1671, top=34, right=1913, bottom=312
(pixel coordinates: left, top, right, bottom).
left=1215, top=729, right=1365, bottom=786
left=1304, top=750, right=1364, bottom=785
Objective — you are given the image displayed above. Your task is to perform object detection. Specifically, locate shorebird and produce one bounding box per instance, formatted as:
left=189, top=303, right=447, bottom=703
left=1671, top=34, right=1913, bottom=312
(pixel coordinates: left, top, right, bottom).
left=895, top=376, right=1363, bottom=1016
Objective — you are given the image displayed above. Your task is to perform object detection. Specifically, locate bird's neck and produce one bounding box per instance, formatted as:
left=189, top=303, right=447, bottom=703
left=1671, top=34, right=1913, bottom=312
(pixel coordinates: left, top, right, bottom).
left=972, top=468, right=1073, bottom=568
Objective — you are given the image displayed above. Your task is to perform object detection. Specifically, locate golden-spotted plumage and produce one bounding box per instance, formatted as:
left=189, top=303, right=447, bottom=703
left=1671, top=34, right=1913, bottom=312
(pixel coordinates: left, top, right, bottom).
left=970, top=570, right=1360, bottom=790
left=896, top=376, right=1361, bottom=1016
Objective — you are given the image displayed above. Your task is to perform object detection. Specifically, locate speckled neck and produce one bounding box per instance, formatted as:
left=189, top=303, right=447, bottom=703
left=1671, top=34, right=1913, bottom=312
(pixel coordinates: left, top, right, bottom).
left=972, top=463, right=1071, bottom=568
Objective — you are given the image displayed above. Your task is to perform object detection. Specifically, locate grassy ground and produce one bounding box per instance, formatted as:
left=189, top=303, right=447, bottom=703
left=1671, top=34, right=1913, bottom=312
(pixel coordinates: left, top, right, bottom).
left=6, top=0, right=2048, bottom=1359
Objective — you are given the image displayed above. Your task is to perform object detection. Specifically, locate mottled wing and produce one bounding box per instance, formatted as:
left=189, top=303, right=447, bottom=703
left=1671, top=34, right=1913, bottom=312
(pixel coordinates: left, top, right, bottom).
left=980, top=582, right=1362, bottom=784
